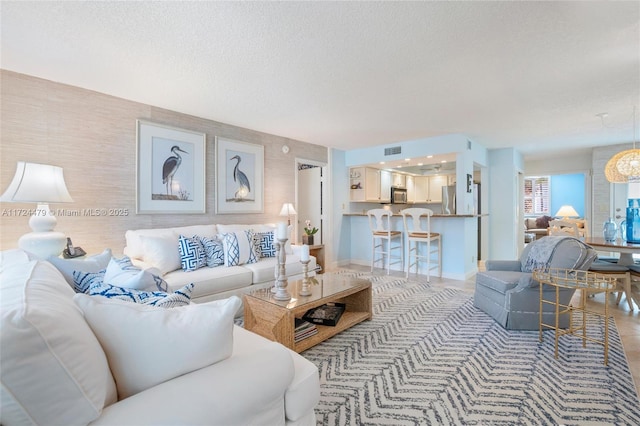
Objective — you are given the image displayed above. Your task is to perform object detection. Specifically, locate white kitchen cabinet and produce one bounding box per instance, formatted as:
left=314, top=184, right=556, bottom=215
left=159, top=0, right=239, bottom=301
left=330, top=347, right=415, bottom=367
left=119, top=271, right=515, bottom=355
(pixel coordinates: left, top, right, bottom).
left=349, top=167, right=392, bottom=202
left=414, top=176, right=429, bottom=203
left=413, top=175, right=447, bottom=203
left=379, top=170, right=391, bottom=203
left=428, top=175, right=448, bottom=203
left=406, top=175, right=415, bottom=203
left=391, top=173, right=406, bottom=188
left=364, top=168, right=380, bottom=201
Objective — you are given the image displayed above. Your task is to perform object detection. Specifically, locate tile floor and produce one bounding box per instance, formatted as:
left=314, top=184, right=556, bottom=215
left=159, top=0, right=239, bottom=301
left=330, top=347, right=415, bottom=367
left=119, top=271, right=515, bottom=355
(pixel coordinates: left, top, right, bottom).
left=341, top=264, right=640, bottom=395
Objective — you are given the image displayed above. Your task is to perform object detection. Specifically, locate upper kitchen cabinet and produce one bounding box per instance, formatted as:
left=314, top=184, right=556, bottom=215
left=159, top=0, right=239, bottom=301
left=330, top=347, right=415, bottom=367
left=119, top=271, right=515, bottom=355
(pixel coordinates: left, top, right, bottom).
left=350, top=167, right=391, bottom=202
left=413, top=175, right=449, bottom=203
left=391, top=173, right=406, bottom=188
left=406, top=175, right=415, bottom=203
left=379, top=170, right=391, bottom=203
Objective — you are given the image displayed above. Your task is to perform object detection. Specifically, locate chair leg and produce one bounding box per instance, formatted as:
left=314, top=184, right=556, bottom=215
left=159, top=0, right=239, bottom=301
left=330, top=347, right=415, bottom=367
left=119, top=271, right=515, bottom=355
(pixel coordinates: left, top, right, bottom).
left=370, top=237, right=374, bottom=272
left=438, top=238, right=442, bottom=278
left=426, top=240, right=431, bottom=282
left=400, top=234, right=404, bottom=274
left=387, top=237, right=391, bottom=275
left=623, top=274, right=633, bottom=311
left=406, top=240, right=413, bottom=279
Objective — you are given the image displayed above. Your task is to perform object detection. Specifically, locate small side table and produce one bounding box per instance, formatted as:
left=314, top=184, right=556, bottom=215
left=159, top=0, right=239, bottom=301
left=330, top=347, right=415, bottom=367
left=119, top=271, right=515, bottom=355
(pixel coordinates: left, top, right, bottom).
left=534, top=268, right=616, bottom=365
left=308, top=244, right=325, bottom=271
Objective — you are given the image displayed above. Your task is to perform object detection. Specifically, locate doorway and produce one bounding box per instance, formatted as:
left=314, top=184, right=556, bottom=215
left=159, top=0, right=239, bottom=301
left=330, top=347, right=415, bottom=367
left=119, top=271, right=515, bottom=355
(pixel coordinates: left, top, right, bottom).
left=295, top=158, right=327, bottom=245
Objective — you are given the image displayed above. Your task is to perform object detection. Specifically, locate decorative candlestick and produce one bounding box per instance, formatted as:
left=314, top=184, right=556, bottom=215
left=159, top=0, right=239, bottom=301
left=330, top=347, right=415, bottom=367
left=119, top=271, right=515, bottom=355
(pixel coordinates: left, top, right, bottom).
left=273, top=237, right=291, bottom=301
left=299, top=259, right=312, bottom=296
left=271, top=239, right=280, bottom=293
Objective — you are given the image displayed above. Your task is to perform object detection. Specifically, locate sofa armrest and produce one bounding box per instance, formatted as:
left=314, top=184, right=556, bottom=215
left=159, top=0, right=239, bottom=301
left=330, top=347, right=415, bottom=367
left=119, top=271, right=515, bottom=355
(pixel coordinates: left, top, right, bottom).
left=485, top=260, right=522, bottom=272
left=93, top=330, right=296, bottom=426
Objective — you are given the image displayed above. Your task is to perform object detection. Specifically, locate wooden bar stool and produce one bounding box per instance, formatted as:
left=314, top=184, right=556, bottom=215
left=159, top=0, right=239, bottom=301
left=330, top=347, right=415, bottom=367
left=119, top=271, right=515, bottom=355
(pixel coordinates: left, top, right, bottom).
left=400, top=208, right=441, bottom=281
left=367, top=209, right=403, bottom=274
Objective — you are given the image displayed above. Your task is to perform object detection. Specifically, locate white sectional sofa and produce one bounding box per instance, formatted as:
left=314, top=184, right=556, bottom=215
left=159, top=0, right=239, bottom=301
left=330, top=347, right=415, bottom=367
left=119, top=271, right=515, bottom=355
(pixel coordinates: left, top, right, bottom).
left=123, top=223, right=317, bottom=304
left=0, top=249, right=320, bottom=425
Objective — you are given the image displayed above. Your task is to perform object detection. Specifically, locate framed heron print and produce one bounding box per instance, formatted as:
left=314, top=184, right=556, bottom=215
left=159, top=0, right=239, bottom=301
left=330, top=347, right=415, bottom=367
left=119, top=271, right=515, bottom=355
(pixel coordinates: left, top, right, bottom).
left=216, top=137, right=264, bottom=214
left=136, top=120, right=206, bottom=214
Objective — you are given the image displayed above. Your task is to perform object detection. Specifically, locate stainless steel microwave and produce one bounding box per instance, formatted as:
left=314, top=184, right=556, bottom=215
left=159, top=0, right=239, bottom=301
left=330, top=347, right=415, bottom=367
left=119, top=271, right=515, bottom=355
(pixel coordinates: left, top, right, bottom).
left=391, top=187, right=407, bottom=204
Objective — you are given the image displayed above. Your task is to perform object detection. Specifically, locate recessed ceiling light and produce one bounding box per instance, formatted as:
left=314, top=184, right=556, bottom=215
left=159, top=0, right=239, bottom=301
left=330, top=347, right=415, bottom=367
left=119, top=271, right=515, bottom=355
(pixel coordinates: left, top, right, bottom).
left=405, top=158, right=411, bottom=162
left=441, top=160, right=447, bottom=163
left=427, top=155, right=433, bottom=158
left=379, top=161, right=385, bottom=165
left=418, top=163, right=423, bottom=166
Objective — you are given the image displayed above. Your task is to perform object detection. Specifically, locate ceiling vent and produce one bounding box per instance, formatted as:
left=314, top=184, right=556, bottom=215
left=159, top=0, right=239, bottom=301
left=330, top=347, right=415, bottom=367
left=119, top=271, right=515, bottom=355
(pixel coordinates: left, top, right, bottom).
left=384, top=146, right=401, bottom=156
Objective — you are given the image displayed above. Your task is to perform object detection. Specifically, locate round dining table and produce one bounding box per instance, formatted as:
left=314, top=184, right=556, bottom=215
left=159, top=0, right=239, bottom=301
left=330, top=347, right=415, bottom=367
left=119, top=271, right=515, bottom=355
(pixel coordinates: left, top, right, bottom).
left=583, top=237, right=640, bottom=266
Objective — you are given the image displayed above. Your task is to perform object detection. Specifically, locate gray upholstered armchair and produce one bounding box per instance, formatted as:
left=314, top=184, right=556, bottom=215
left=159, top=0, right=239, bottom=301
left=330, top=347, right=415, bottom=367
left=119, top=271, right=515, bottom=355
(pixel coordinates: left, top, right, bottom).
left=474, top=236, right=597, bottom=330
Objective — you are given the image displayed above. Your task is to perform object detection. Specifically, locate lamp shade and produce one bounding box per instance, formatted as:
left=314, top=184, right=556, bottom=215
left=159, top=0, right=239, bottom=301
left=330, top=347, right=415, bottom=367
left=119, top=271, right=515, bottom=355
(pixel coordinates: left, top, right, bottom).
left=279, top=203, right=297, bottom=217
left=1, top=162, right=73, bottom=203
left=605, top=151, right=631, bottom=183
left=604, top=106, right=639, bottom=182
left=555, top=205, right=579, bottom=218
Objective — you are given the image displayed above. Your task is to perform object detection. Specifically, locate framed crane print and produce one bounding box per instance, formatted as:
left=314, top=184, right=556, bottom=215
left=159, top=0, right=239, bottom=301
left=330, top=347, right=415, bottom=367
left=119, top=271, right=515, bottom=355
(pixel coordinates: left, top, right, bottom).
left=215, top=137, right=264, bottom=214
left=136, top=120, right=206, bottom=214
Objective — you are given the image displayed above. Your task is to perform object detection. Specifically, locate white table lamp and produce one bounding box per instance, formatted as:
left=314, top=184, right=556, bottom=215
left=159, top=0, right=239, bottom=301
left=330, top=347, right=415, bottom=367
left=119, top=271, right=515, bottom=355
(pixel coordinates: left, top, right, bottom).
left=1, top=162, right=73, bottom=258
left=555, top=205, right=579, bottom=220
left=279, top=203, right=297, bottom=225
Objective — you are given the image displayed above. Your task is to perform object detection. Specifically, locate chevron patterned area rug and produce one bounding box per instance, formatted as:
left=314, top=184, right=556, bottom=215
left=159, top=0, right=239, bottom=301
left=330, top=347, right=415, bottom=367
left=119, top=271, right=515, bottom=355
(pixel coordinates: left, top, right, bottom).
left=301, top=271, right=640, bottom=425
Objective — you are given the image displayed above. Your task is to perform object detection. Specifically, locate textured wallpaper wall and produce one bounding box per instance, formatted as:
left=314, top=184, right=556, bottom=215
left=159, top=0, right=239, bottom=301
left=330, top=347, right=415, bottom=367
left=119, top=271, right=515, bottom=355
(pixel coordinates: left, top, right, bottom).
left=0, top=70, right=328, bottom=254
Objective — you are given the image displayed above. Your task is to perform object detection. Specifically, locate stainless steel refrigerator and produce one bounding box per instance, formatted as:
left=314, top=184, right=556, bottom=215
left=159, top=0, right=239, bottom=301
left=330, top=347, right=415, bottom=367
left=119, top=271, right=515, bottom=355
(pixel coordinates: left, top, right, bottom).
left=442, top=185, right=456, bottom=214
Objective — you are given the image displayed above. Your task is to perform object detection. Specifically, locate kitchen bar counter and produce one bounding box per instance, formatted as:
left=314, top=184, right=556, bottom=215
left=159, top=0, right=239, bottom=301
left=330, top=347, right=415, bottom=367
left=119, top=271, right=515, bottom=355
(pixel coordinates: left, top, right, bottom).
left=343, top=213, right=485, bottom=218
left=342, top=213, right=481, bottom=280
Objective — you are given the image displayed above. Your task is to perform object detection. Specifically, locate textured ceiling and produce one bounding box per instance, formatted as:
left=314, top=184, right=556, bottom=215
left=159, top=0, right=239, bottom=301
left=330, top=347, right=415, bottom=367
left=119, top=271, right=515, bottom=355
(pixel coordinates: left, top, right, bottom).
left=1, top=1, right=639, bottom=158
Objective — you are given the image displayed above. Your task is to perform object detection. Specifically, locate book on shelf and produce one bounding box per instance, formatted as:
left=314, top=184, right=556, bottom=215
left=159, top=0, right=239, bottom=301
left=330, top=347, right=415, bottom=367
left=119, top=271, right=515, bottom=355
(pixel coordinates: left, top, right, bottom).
left=302, top=302, right=346, bottom=326
left=294, top=318, right=318, bottom=342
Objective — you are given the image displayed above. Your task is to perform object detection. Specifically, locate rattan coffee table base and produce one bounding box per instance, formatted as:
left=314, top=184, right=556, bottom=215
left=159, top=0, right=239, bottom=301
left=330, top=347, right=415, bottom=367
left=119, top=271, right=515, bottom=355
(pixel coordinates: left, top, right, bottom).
left=244, top=274, right=372, bottom=353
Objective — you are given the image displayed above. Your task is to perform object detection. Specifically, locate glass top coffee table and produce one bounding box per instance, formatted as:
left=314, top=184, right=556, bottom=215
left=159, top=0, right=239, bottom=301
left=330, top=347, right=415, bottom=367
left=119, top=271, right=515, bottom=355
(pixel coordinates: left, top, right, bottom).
left=243, top=273, right=372, bottom=353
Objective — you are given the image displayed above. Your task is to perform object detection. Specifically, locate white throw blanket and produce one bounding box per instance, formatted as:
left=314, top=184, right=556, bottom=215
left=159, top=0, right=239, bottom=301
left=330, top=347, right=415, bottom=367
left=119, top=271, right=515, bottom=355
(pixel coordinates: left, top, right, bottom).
left=522, top=236, right=575, bottom=272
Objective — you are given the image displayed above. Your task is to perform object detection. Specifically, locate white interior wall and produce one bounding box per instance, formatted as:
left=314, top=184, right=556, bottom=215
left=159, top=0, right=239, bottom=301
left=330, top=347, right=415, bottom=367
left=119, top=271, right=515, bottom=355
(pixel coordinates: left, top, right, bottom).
left=488, top=148, right=524, bottom=260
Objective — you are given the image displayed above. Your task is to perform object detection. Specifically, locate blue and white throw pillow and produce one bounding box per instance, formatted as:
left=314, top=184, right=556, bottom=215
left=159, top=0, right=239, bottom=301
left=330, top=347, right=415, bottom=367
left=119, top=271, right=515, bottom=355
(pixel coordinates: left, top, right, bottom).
left=88, top=280, right=194, bottom=308
left=254, top=231, right=276, bottom=257
left=178, top=234, right=207, bottom=272
left=220, top=231, right=259, bottom=267
left=73, top=269, right=107, bottom=294
left=103, top=256, right=168, bottom=291
left=111, top=255, right=138, bottom=270
left=200, top=236, right=225, bottom=267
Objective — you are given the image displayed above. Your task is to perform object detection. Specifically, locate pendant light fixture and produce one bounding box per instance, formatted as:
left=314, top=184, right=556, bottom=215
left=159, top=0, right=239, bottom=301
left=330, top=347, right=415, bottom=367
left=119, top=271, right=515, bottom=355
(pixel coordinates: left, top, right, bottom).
left=605, top=106, right=639, bottom=183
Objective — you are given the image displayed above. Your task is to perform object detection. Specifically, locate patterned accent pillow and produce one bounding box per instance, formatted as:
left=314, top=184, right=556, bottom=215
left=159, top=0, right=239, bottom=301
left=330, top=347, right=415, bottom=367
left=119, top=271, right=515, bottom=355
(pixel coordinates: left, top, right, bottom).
left=72, top=269, right=107, bottom=294
left=200, top=236, right=225, bottom=267
left=104, top=256, right=169, bottom=292
left=152, top=273, right=169, bottom=292
left=245, top=230, right=258, bottom=264
left=89, top=280, right=194, bottom=308
left=118, top=255, right=168, bottom=291
left=220, top=231, right=258, bottom=267
left=178, top=235, right=207, bottom=272
left=255, top=231, right=276, bottom=257
left=104, top=257, right=151, bottom=290
left=112, top=255, right=138, bottom=270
